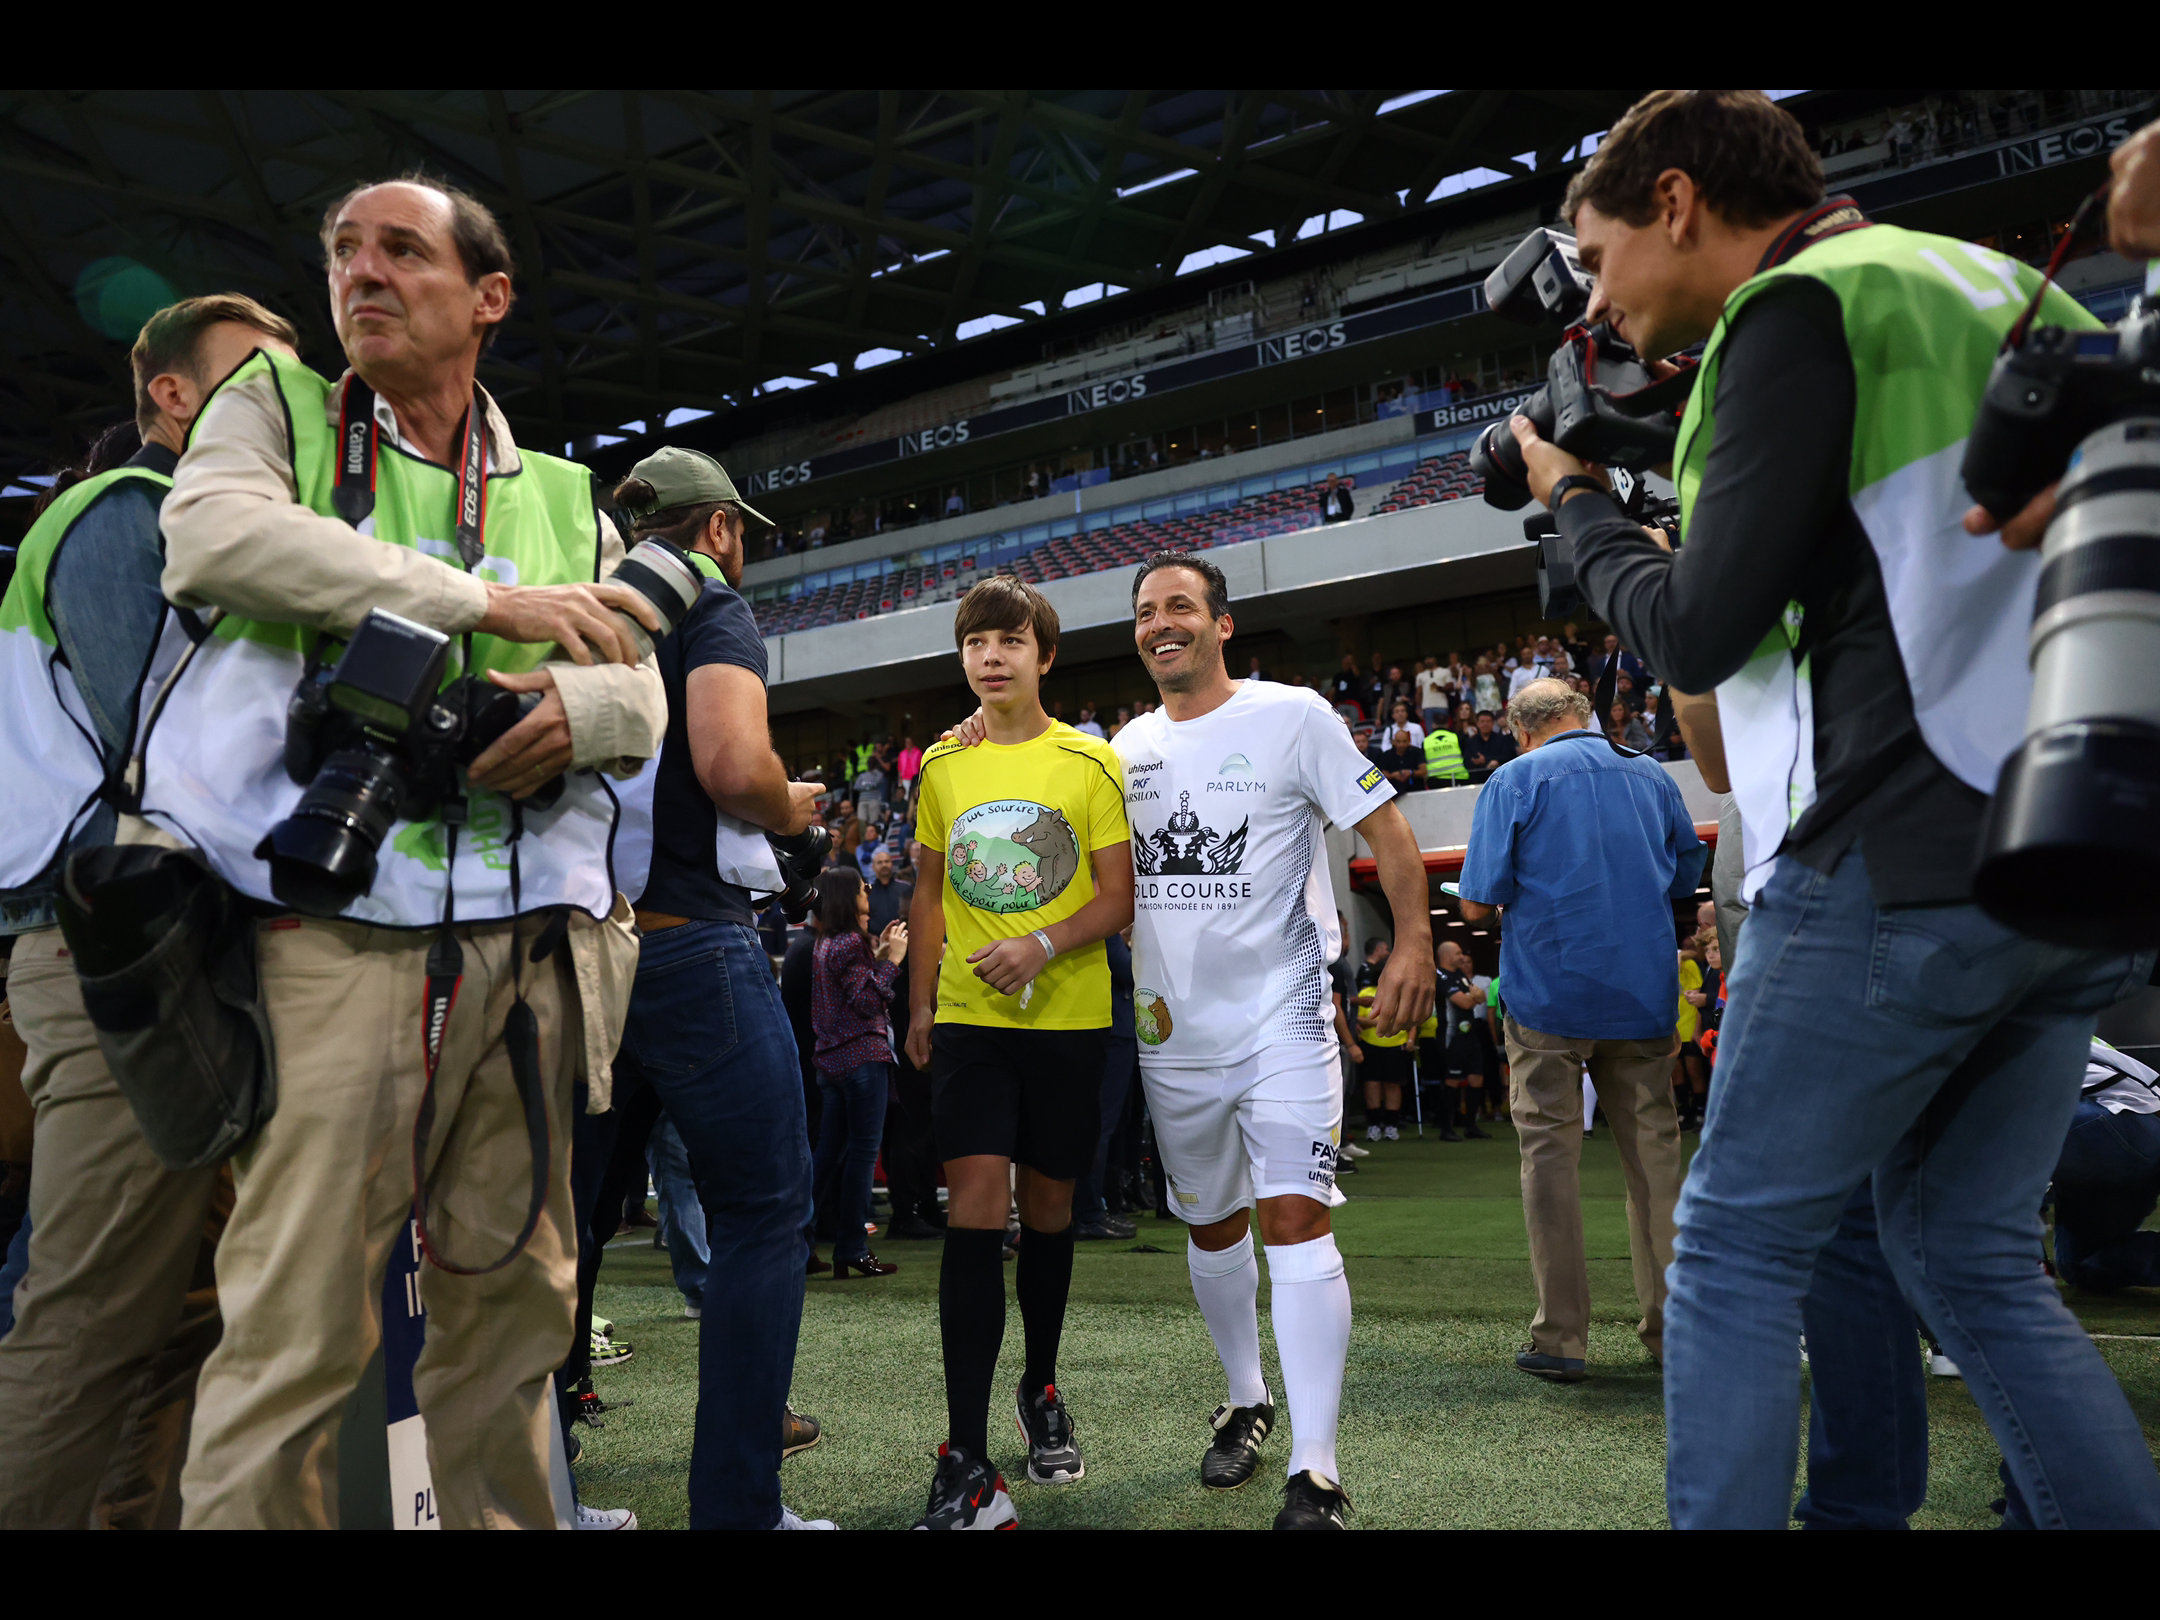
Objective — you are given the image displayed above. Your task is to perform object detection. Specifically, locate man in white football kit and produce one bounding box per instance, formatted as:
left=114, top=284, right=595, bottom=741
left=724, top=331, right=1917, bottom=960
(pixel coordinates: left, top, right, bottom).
left=1118, top=554, right=1433, bottom=1529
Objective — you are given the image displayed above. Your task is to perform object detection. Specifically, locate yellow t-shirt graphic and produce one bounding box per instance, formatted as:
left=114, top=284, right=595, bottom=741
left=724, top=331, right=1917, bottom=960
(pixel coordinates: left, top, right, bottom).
left=915, top=723, right=1128, bottom=1030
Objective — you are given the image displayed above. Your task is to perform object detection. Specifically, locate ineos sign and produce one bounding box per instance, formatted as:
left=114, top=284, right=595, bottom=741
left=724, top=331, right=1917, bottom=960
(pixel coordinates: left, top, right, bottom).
left=898, top=421, right=972, bottom=456
left=743, top=460, right=813, bottom=495
left=1258, top=322, right=1348, bottom=365
left=1065, top=374, right=1150, bottom=414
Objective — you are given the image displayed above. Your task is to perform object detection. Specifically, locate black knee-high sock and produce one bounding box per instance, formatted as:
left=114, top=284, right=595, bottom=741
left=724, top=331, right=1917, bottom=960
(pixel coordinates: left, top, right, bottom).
left=940, top=1227, right=1007, bottom=1456
left=1016, top=1221, right=1077, bottom=1397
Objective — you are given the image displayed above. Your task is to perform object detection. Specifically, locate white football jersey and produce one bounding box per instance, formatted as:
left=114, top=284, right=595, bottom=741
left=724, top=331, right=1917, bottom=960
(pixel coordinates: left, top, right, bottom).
left=1114, top=681, right=1396, bottom=1067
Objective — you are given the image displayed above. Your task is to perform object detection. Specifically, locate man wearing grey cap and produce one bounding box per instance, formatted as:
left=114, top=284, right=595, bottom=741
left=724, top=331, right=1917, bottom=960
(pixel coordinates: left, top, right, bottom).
left=603, top=444, right=835, bottom=1530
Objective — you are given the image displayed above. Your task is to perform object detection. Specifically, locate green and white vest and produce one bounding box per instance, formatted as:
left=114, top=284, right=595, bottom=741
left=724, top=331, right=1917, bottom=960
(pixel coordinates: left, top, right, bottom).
left=1675, top=225, right=2098, bottom=900
left=1423, top=725, right=1467, bottom=783
left=0, top=466, right=184, bottom=910
left=140, top=349, right=624, bottom=927
left=608, top=548, right=783, bottom=905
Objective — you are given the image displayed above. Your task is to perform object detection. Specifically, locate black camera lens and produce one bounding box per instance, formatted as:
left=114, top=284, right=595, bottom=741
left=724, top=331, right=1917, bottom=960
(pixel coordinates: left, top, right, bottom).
left=256, top=743, right=410, bottom=915
left=766, top=824, right=834, bottom=923
left=1470, top=417, right=1535, bottom=510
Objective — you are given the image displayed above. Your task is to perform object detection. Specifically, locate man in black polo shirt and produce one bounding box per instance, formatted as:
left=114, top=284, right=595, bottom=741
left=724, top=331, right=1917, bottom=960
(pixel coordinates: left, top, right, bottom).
left=1435, top=942, right=1493, bottom=1141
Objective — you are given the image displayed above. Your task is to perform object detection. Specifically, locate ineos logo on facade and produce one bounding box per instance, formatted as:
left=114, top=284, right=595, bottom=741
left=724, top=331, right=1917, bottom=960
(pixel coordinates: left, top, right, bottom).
left=744, top=460, right=813, bottom=495
left=1995, top=116, right=2133, bottom=176
left=1065, top=374, right=1149, bottom=415
left=898, top=421, right=972, bottom=456
left=1258, top=322, right=1348, bottom=366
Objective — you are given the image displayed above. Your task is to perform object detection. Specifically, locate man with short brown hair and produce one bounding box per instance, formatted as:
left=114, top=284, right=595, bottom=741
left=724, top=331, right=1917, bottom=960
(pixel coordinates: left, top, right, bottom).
left=0, top=294, right=298, bottom=1528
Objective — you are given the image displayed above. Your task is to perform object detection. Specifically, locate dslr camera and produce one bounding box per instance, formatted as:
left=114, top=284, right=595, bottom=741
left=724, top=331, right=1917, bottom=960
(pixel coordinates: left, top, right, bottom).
left=1966, top=292, right=2160, bottom=948
left=257, top=537, right=705, bottom=916
left=1467, top=227, right=1699, bottom=510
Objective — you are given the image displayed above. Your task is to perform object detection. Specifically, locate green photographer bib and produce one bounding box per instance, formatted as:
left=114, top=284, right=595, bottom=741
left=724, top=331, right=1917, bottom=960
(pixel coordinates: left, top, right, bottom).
left=1675, top=222, right=2098, bottom=900
left=141, top=348, right=624, bottom=927
left=0, top=465, right=179, bottom=899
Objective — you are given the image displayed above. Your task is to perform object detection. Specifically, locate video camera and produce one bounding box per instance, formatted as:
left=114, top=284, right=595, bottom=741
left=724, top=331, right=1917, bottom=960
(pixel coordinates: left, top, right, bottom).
left=1967, top=267, right=2160, bottom=949
left=257, top=537, right=706, bottom=916
left=1522, top=467, right=1681, bottom=620
left=1467, top=227, right=1698, bottom=510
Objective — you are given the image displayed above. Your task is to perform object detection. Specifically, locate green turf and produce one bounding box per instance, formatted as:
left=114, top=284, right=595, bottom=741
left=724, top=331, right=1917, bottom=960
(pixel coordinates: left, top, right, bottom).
left=573, top=1124, right=2160, bottom=1529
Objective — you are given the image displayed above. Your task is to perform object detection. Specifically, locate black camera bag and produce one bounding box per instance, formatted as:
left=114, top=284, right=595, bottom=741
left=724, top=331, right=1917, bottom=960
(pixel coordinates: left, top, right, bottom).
left=54, top=844, right=277, bottom=1171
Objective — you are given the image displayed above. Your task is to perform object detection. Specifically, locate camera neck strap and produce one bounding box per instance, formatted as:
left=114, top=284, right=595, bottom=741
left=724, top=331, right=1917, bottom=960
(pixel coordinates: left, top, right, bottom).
left=334, top=373, right=490, bottom=573
left=1754, top=195, right=1870, bottom=276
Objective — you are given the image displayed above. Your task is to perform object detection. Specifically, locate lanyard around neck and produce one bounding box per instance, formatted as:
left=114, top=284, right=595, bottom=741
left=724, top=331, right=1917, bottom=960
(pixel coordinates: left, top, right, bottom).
left=332, top=374, right=489, bottom=572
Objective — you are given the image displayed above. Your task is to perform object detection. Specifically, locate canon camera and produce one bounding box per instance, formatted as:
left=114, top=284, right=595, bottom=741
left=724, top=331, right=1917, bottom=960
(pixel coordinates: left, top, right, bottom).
left=257, top=537, right=705, bottom=916
left=1968, top=290, right=2160, bottom=949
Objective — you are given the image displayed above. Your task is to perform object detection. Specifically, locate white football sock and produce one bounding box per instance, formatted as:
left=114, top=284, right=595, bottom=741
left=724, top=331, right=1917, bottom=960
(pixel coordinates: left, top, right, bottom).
left=1265, top=1233, right=1351, bottom=1483
left=1187, top=1233, right=1269, bottom=1409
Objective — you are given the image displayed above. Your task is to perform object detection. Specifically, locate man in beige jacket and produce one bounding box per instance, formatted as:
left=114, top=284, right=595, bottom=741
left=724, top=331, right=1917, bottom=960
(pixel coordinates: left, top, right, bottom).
left=154, top=176, right=662, bottom=1529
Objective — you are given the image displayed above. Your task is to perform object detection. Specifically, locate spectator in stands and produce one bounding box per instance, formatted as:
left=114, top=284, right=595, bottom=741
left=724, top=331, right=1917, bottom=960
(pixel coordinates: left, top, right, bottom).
left=1592, top=633, right=1646, bottom=691
left=945, top=488, right=965, bottom=517
left=1463, top=711, right=1516, bottom=781
left=1560, top=622, right=1592, bottom=674
left=896, top=734, right=923, bottom=809
left=1472, top=658, right=1502, bottom=715
left=1506, top=654, right=1545, bottom=704
left=1074, top=704, right=1107, bottom=739
left=1453, top=700, right=1477, bottom=740
left=1387, top=699, right=1425, bottom=750
left=1609, top=701, right=1653, bottom=751
left=1417, top=657, right=1451, bottom=732
left=1363, top=652, right=1388, bottom=721
left=1109, top=706, right=1131, bottom=738
left=829, top=797, right=865, bottom=865
left=1320, top=472, right=1355, bottom=524
left=1378, top=663, right=1415, bottom=722
left=853, top=751, right=891, bottom=826
left=1378, top=727, right=1427, bottom=793
left=1550, top=648, right=1575, bottom=687
left=1612, top=672, right=1644, bottom=715
left=866, top=845, right=913, bottom=953
left=1331, top=654, right=1364, bottom=715
left=1425, top=711, right=1470, bottom=786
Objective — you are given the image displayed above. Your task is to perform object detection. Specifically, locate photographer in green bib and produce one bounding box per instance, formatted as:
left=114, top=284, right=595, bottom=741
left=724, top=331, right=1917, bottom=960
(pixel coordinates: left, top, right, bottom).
left=0, top=296, right=299, bottom=1528
left=148, top=177, right=666, bottom=1529
left=1507, top=91, right=2159, bottom=1528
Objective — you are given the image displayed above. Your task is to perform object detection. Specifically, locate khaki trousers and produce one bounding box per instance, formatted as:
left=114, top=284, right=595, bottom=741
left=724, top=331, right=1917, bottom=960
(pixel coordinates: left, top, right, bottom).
left=0, top=928, right=229, bottom=1529
left=179, top=914, right=580, bottom=1530
left=1504, top=1015, right=1684, bottom=1363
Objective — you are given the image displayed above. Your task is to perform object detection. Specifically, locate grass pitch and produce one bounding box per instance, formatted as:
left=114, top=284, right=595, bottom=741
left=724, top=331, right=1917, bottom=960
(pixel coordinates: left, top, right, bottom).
left=574, top=1125, right=2160, bottom=1529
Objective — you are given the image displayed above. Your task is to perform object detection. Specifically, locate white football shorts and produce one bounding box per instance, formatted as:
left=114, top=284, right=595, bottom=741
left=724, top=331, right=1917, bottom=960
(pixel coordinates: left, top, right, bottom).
left=1140, top=1043, right=1346, bottom=1225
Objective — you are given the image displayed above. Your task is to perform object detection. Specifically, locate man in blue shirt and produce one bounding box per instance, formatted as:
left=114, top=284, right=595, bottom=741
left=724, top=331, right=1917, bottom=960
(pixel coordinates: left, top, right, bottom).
left=1457, top=678, right=1703, bottom=1384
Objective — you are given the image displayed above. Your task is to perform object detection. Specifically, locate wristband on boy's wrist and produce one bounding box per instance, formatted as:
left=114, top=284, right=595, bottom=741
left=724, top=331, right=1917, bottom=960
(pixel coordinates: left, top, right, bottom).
left=1030, top=928, right=1056, bottom=962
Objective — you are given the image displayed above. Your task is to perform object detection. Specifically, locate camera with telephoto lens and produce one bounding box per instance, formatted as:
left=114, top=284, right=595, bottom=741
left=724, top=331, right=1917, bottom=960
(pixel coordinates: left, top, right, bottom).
left=1467, top=227, right=1699, bottom=510
left=257, top=537, right=706, bottom=916
left=1967, top=293, right=2160, bottom=949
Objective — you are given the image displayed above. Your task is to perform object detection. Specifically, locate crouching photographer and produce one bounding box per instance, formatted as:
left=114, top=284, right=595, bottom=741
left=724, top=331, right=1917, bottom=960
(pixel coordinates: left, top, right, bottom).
left=1509, top=90, right=2160, bottom=1528
left=598, top=446, right=835, bottom=1532
left=131, top=178, right=667, bottom=1529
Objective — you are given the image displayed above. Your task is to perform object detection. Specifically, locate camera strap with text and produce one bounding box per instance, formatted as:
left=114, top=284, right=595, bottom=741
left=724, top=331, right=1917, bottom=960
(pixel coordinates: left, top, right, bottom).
left=335, top=377, right=551, bottom=1276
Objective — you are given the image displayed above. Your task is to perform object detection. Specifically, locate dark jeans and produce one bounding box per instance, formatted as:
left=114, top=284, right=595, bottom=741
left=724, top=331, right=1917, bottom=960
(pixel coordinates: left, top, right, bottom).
left=619, top=921, right=814, bottom=1531
left=1792, top=1182, right=1929, bottom=1529
left=1073, top=1035, right=1139, bottom=1222
left=2052, top=1099, right=2160, bottom=1290
left=812, top=1063, right=890, bottom=1263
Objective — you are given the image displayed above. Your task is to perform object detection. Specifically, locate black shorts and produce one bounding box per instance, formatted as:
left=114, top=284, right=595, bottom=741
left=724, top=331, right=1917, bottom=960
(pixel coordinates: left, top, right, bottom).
left=1358, top=1043, right=1412, bottom=1088
left=1446, top=1037, right=1486, bottom=1079
left=930, top=1023, right=1106, bottom=1181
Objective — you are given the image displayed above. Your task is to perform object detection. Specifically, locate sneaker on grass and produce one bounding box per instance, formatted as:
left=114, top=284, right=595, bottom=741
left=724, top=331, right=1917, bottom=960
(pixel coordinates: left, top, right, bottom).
left=1015, top=1383, right=1085, bottom=1484
left=575, top=1503, right=637, bottom=1530
left=776, top=1505, right=836, bottom=1529
left=913, top=1443, right=1018, bottom=1530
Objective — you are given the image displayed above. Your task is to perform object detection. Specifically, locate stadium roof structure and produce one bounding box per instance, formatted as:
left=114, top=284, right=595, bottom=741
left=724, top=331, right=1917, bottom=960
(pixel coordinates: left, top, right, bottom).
left=0, top=88, right=1676, bottom=495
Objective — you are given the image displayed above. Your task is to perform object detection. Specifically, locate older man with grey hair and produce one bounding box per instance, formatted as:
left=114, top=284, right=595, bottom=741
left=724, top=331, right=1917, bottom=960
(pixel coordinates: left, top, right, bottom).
left=1456, top=677, right=1705, bottom=1383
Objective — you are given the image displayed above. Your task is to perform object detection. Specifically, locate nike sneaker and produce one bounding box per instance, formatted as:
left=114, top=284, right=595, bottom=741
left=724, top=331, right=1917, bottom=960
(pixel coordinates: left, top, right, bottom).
left=1201, top=1399, right=1275, bottom=1490
left=1274, top=1470, right=1351, bottom=1530
left=1015, top=1383, right=1085, bottom=1484
left=913, top=1443, right=1019, bottom=1530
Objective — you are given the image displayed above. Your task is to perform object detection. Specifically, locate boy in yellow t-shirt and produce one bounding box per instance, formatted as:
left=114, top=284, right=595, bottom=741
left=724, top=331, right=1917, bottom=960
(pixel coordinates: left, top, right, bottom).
left=902, top=575, right=1133, bottom=1530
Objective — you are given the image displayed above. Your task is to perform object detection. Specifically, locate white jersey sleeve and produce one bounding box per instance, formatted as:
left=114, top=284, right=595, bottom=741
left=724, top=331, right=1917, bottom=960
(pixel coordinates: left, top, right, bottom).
left=1298, top=691, right=1398, bottom=830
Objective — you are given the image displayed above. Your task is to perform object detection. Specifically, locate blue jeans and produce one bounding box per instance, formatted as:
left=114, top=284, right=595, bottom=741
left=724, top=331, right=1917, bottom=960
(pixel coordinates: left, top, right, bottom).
left=618, top=921, right=814, bottom=1531
left=2052, top=1100, right=2160, bottom=1290
left=1073, top=1036, right=1138, bottom=1223
left=650, top=1118, right=710, bottom=1307
left=0, top=1211, right=28, bottom=1340
left=1792, top=1183, right=1929, bottom=1529
left=811, top=1063, right=890, bottom=1264
left=1665, top=849, right=2159, bottom=1529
